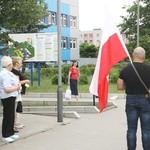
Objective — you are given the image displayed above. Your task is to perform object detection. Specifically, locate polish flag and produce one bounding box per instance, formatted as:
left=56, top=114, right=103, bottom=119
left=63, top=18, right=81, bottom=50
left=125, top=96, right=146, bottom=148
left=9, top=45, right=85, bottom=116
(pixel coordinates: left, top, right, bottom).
left=89, top=10, right=129, bottom=112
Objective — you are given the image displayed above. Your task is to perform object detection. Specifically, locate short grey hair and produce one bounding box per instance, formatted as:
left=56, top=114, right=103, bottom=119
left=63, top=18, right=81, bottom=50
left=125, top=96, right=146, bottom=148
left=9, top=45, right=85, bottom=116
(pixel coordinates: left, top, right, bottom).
left=132, top=47, right=145, bottom=58
left=1, top=56, right=12, bottom=67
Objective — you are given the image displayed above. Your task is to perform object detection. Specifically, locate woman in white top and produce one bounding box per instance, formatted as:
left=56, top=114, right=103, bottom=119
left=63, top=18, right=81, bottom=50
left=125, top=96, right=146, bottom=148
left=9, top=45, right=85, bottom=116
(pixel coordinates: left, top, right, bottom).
left=0, top=56, right=21, bottom=143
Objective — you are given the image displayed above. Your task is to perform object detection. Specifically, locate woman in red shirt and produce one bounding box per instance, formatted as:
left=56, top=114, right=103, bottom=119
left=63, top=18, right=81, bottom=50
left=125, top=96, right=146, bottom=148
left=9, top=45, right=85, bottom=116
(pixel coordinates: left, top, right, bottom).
left=68, top=60, right=80, bottom=100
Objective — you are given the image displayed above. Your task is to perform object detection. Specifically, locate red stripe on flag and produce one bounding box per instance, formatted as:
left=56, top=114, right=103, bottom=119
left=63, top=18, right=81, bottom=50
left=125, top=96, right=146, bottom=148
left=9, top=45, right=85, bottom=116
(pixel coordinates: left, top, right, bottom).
left=98, top=33, right=128, bottom=112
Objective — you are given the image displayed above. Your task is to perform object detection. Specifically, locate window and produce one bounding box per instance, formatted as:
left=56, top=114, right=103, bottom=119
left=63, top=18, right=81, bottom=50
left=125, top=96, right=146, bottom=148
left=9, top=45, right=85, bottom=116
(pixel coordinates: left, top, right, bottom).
left=89, top=34, right=93, bottom=37
left=61, top=37, right=67, bottom=49
left=61, top=14, right=67, bottom=27
left=70, top=38, right=77, bottom=49
left=51, top=12, right=56, bottom=25
left=43, top=11, right=56, bottom=25
left=84, top=34, right=87, bottom=37
left=73, top=39, right=76, bottom=48
left=70, top=16, right=77, bottom=28
left=89, top=40, right=93, bottom=44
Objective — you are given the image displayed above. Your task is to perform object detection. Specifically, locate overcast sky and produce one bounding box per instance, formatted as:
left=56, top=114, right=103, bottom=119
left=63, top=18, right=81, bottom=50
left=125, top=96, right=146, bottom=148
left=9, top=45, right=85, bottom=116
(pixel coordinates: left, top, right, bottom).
left=79, top=0, right=135, bottom=31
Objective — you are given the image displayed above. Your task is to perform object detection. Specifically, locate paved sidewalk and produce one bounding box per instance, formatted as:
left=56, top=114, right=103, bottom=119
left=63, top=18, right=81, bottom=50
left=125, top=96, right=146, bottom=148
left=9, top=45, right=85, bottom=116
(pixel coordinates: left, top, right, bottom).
left=0, top=98, right=143, bottom=150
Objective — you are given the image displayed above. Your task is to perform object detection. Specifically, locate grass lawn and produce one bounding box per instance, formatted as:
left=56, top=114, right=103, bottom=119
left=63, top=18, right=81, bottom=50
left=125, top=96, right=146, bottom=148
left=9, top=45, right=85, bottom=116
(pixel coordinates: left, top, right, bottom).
left=26, top=78, right=123, bottom=94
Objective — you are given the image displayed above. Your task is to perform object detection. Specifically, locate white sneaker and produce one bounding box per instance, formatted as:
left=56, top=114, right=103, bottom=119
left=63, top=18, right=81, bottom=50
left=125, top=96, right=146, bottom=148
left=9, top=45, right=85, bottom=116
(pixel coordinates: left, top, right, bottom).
left=2, top=137, right=14, bottom=143
left=10, top=134, right=19, bottom=140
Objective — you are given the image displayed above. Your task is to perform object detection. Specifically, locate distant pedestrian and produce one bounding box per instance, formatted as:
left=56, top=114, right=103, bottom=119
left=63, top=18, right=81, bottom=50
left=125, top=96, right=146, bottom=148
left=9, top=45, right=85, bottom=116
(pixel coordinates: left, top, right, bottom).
left=117, top=47, right=150, bottom=150
left=68, top=60, right=80, bottom=100
left=0, top=56, right=20, bottom=143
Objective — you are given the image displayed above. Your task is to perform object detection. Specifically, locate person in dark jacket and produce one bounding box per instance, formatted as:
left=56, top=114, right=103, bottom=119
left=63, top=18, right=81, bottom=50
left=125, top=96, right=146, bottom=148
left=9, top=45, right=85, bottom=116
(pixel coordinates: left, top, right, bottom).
left=12, top=57, right=30, bottom=130
left=117, top=47, right=150, bottom=150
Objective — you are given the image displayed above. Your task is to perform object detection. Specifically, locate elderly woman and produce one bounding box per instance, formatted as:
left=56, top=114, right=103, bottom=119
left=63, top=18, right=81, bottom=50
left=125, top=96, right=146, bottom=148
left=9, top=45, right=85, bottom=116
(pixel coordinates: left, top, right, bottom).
left=0, top=56, right=20, bottom=143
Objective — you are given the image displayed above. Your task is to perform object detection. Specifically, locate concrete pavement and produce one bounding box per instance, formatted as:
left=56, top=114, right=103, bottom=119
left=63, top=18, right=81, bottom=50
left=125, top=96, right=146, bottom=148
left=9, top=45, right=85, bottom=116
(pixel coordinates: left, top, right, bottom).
left=0, top=95, right=143, bottom=150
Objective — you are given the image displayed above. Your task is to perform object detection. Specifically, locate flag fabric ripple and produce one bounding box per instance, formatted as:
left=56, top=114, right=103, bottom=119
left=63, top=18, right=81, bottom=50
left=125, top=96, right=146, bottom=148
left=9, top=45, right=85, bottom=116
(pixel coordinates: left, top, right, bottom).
left=89, top=10, right=129, bottom=112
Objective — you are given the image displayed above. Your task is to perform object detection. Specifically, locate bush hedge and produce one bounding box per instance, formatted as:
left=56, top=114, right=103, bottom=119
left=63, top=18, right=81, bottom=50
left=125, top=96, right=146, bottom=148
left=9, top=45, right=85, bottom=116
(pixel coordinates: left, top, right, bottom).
left=24, top=62, right=127, bottom=85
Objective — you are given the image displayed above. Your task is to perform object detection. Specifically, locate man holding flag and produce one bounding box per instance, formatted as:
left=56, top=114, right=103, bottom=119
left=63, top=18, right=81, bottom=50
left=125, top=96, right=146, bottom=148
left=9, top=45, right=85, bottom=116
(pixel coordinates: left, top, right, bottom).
left=117, top=47, right=150, bottom=150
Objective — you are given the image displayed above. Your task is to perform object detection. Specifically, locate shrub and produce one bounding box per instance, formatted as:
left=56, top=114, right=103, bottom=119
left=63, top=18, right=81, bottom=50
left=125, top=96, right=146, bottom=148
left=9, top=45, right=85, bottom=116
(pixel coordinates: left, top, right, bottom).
left=51, top=67, right=58, bottom=76
left=23, top=71, right=38, bottom=81
left=109, top=67, right=119, bottom=83
left=62, top=73, right=68, bottom=84
left=41, top=68, right=51, bottom=78
left=33, top=71, right=38, bottom=81
left=51, top=75, right=58, bottom=85
left=87, top=64, right=95, bottom=68
left=62, top=64, right=70, bottom=77
left=88, top=66, right=95, bottom=75
left=79, top=74, right=88, bottom=85
left=80, top=65, right=91, bottom=76
left=23, top=72, right=30, bottom=79
left=41, top=67, right=58, bottom=77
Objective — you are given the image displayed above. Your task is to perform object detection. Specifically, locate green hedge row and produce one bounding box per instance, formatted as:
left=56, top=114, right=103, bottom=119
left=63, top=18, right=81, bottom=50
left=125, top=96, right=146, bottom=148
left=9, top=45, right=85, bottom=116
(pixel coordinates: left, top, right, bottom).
left=23, top=63, right=127, bottom=85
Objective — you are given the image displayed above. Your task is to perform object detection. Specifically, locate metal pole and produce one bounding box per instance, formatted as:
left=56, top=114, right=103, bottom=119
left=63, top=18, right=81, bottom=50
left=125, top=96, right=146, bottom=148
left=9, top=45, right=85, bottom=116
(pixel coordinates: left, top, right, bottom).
left=30, top=62, right=33, bottom=86
left=137, top=0, right=140, bottom=47
left=93, top=95, right=96, bottom=106
left=38, top=62, right=41, bottom=86
left=57, top=0, right=63, bottom=122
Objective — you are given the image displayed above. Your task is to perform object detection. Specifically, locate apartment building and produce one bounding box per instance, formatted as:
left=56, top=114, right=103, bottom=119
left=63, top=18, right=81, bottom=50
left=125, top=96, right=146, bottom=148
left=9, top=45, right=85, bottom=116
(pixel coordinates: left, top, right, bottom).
left=79, top=28, right=102, bottom=47
left=42, top=0, right=79, bottom=61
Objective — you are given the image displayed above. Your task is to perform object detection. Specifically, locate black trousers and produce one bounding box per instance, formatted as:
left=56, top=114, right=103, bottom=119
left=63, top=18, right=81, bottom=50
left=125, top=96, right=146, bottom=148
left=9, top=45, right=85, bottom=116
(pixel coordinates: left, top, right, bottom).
left=1, top=97, right=16, bottom=138
left=70, top=79, right=78, bottom=96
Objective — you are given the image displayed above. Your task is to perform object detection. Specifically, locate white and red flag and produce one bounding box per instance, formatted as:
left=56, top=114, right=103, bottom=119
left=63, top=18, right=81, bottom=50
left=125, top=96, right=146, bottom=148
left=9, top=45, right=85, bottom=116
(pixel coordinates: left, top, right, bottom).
left=89, top=10, right=129, bottom=112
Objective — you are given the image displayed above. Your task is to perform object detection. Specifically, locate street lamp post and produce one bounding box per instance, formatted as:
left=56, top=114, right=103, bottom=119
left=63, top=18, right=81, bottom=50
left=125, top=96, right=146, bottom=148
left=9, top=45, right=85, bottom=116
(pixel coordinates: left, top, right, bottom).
left=57, top=0, right=63, bottom=122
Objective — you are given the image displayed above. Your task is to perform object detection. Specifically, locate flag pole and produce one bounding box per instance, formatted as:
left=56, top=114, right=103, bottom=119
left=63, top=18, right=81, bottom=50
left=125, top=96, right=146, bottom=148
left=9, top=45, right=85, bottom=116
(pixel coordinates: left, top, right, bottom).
left=137, top=0, right=140, bottom=47
left=128, top=0, right=140, bottom=65
left=128, top=0, right=145, bottom=91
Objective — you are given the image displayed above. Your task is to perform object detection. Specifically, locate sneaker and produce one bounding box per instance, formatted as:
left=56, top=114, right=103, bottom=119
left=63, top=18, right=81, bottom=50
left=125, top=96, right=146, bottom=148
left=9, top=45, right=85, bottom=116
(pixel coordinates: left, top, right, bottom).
left=10, top=134, right=19, bottom=140
left=2, top=137, right=14, bottom=143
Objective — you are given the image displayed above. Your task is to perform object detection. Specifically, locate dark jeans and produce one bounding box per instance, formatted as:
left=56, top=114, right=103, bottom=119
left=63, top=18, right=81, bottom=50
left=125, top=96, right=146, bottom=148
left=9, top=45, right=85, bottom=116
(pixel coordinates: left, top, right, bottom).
left=126, top=94, right=150, bottom=150
left=1, top=97, right=16, bottom=138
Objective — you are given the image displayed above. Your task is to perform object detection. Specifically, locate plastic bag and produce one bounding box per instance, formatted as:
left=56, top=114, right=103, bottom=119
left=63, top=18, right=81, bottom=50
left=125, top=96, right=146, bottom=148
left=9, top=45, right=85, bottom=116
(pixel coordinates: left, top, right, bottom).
left=65, top=87, right=71, bottom=100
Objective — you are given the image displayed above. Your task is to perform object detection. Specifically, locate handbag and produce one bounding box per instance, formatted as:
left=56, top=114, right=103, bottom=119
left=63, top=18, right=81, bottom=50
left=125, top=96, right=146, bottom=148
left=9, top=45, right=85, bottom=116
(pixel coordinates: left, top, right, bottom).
left=16, top=101, right=23, bottom=113
left=65, top=86, right=71, bottom=100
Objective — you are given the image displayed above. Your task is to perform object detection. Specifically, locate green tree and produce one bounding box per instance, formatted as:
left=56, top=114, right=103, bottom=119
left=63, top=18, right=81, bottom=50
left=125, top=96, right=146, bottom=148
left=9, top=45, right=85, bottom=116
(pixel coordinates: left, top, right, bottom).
left=80, top=43, right=98, bottom=58
left=0, top=0, right=48, bottom=33
left=119, top=0, right=150, bottom=59
left=80, top=43, right=89, bottom=57
left=0, top=0, right=49, bottom=48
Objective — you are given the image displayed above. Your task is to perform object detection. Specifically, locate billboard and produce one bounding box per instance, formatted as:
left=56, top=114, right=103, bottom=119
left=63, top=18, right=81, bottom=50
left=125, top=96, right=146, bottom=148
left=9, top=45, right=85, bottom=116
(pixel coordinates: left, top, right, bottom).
left=9, top=33, right=58, bottom=62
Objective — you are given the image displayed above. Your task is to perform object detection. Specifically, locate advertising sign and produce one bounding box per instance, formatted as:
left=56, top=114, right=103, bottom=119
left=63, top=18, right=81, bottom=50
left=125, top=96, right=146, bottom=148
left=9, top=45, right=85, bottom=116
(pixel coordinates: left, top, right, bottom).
left=9, top=33, right=58, bottom=61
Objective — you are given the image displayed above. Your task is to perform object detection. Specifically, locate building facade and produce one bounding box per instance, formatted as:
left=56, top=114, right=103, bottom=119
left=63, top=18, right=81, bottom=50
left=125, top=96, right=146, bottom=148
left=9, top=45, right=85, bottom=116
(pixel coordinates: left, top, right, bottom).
left=42, top=0, right=79, bottom=61
left=79, top=28, right=102, bottom=47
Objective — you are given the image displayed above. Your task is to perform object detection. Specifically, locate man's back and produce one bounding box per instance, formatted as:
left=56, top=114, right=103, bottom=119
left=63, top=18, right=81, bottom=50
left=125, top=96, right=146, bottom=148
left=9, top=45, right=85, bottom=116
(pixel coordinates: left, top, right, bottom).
left=119, top=62, right=150, bottom=94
